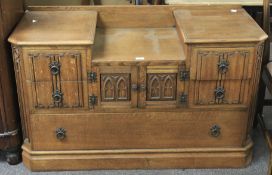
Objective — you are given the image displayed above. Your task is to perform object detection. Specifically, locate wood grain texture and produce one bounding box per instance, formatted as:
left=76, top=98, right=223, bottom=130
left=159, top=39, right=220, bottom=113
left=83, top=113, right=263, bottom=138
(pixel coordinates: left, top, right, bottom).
left=8, top=11, right=97, bottom=45
left=27, top=5, right=243, bottom=28
left=92, top=28, right=185, bottom=64
left=174, top=8, right=267, bottom=43
left=190, top=47, right=255, bottom=80
left=22, top=140, right=253, bottom=171
left=29, top=111, right=247, bottom=151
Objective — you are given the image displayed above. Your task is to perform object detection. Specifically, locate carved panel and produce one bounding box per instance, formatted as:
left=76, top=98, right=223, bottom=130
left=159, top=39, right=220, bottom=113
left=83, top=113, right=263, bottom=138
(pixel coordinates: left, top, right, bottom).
left=101, top=74, right=130, bottom=101
left=194, top=80, right=250, bottom=105
left=28, top=51, right=84, bottom=108
left=147, top=74, right=177, bottom=101
left=191, top=47, right=254, bottom=81
left=12, top=45, right=29, bottom=138
left=197, top=50, right=250, bottom=80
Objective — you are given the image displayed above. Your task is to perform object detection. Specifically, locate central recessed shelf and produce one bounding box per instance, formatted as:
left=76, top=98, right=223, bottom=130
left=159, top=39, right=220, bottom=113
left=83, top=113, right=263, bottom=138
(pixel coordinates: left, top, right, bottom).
left=92, top=27, right=185, bottom=64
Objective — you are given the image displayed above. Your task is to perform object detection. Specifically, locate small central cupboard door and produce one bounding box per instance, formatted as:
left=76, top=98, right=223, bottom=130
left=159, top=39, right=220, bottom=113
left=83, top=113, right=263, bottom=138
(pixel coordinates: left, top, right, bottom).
left=138, top=65, right=184, bottom=108
left=90, top=66, right=138, bottom=110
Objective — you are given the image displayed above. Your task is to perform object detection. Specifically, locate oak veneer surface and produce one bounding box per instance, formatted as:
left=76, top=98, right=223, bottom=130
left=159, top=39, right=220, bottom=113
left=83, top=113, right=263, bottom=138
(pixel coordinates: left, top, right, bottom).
left=92, top=28, right=185, bottom=63
left=8, top=11, right=97, bottom=45
left=26, top=5, right=242, bottom=28
left=174, top=8, right=267, bottom=43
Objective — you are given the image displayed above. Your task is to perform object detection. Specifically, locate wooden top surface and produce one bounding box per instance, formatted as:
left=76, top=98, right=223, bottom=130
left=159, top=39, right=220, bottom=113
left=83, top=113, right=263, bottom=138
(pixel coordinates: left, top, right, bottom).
left=8, top=11, right=97, bottom=45
left=166, top=0, right=263, bottom=6
left=92, top=28, right=185, bottom=63
left=174, top=8, right=268, bottom=44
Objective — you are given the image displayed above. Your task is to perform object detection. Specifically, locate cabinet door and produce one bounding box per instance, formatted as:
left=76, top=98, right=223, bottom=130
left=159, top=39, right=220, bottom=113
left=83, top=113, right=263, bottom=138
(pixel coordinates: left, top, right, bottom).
left=24, top=49, right=88, bottom=109
left=138, top=65, right=185, bottom=108
left=90, top=66, right=138, bottom=110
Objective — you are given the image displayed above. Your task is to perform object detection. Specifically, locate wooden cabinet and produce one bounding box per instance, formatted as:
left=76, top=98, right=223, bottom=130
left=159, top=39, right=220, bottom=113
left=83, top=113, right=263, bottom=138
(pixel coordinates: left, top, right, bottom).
left=8, top=6, right=267, bottom=171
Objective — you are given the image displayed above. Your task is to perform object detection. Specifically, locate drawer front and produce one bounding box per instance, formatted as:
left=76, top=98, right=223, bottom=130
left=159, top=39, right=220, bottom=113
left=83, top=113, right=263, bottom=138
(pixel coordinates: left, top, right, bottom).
left=190, top=47, right=255, bottom=80
left=30, top=111, right=246, bottom=151
left=23, top=49, right=88, bottom=109
left=191, top=80, right=250, bottom=106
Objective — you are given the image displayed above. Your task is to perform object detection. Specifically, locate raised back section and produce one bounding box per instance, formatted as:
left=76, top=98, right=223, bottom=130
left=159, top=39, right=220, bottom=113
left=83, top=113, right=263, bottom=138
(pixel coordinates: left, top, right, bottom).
left=28, top=5, right=242, bottom=28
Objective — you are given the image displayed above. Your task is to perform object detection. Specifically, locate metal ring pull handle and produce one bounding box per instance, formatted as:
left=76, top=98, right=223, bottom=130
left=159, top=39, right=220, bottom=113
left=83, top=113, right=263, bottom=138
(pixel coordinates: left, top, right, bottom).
left=56, top=128, right=66, bottom=140
left=210, top=125, right=221, bottom=137
left=214, top=87, right=225, bottom=99
left=218, top=60, right=229, bottom=74
left=52, top=90, right=63, bottom=103
left=49, top=61, right=61, bottom=75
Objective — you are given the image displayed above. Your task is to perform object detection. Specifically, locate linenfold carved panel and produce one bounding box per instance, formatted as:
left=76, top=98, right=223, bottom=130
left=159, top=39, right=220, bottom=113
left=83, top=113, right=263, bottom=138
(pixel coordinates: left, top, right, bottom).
left=101, top=74, right=131, bottom=101
left=193, top=48, right=252, bottom=80
left=28, top=52, right=83, bottom=108
left=147, top=74, right=177, bottom=101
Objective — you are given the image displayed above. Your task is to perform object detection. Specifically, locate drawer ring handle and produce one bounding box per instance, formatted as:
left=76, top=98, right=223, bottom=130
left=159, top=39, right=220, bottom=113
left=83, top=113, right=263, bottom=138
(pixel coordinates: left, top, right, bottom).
left=218, top=60, right=229, bottom=74
left=55, top=128, right=66, bottom=140
left=52, top=90, right=63, bottom=103
left=49, top=61, right=61, bottom=75
left=210, top=125, right=221, bottom=137
left=214, top=87, right=225, bottom=99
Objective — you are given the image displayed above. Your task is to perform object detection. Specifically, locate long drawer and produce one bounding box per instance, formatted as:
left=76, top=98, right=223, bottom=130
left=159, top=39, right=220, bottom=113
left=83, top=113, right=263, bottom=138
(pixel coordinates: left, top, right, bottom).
left=30, top=111, right=247, bottom=151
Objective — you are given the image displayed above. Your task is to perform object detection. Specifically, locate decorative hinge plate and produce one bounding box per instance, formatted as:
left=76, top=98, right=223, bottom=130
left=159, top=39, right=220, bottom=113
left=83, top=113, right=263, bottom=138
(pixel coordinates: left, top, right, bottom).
left=179, top=63, right=190, bottom=81
left=180, top=70, right=190, bottom=81
left=180, top=93, right=188, bottom=103
left=89, top=95, right=97, bottom=107
left=88, top=72, right=97, bottom=82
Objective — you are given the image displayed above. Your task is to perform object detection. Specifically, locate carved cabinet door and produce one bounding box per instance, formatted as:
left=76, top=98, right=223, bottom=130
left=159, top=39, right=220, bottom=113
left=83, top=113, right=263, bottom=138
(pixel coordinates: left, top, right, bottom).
left=138, top=65, right=186, bottom=108
left=90, top=66, right=138, bottom=110
left=24, top=49, right=88, bottom=110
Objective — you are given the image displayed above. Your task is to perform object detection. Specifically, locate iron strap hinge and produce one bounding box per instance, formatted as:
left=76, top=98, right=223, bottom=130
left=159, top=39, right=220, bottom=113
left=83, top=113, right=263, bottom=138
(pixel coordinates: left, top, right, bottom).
left=0, top=129, right=18, bottom=138
left=88, top=72, right=97, bottom=83
left=179, top=70, right=190, bottom=81
left=179, top=63, right=190, bottom=81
